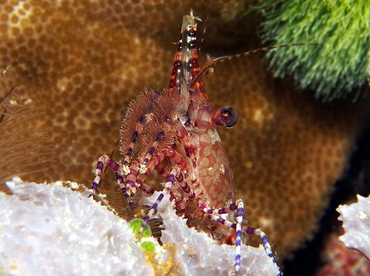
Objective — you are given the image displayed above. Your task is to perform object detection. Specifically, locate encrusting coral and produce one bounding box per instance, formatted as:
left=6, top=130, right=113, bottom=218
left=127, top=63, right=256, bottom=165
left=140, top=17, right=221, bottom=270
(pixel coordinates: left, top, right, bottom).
left=337, top=194, right=370, bottom=259
left=315, top=195, right=370, bottom=275
left=258, top=0, right=370, bottom=100
left=0, top=0, right=369, bottom=264
left=0, top=177, right=279, bottom=276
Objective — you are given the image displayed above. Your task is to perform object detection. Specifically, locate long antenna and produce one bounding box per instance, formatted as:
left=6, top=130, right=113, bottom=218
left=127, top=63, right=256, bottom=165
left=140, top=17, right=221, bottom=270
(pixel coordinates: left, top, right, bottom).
left=190, top=43, right=323, bottom=88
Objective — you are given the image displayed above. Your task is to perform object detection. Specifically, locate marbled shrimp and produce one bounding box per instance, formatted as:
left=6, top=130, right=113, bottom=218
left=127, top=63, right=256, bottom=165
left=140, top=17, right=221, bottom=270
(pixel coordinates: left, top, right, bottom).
left=91, top=11, right=277, bottom=273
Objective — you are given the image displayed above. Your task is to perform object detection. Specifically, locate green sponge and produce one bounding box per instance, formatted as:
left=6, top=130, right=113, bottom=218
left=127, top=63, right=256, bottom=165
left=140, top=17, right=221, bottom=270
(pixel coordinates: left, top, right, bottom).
left=129, top=218, right=152, bottom=238
left=258, top=0, right=370, bottom=101
left=129, top=218, right=157, bottom=253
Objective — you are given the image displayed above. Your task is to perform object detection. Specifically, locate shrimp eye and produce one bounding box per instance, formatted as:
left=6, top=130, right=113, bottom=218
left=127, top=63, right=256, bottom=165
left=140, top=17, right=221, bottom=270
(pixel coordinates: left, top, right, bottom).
left=213, top=106, right=238, bottom=128
left=180, top=113, right=191, bottom=127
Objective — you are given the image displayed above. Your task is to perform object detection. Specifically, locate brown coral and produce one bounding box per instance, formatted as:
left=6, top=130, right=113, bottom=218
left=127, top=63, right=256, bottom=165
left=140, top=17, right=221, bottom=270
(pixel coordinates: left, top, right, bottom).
left=208, top=54, right=368, bottom=259
left=0, top=0, right=368, bottom=263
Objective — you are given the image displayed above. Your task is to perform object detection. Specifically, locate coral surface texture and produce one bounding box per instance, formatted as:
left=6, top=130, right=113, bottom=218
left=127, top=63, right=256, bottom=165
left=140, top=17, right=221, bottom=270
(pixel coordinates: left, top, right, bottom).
left=338, top=195, right=370, bottom=259
left=0, top=178, right=279, bottom=276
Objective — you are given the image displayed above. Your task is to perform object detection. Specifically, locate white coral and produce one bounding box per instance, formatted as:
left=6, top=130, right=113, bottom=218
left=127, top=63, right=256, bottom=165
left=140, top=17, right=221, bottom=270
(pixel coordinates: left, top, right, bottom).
left=337, top=194, right=370, bottom=259
left=0, top=177, right=279, bottom=276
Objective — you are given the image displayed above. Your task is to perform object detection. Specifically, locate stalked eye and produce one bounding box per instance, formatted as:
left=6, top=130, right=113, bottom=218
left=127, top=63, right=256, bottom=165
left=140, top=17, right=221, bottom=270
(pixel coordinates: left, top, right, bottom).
left=213, top=106, right=238, bottom=128
left=179, top=113, right=190, bottom=127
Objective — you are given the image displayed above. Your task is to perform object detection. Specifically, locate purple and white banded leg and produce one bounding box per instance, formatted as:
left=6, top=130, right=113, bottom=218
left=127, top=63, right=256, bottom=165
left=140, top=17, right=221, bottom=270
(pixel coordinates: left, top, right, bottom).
left=244, top=227, right=275, bottom=262
left=91, top=155, right=154, bottom=197
left=203, top=200, right=244, bottom=271
left=139, top=168, right=196, bottom=232
left=116, top=173, right=138, bottom=210
left=204, top=200, right=276, bottom=272
left=91, top=155, right=123, bottom=191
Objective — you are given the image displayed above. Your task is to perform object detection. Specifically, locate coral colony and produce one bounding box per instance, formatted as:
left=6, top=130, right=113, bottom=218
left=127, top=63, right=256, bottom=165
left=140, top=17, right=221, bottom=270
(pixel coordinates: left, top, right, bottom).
left=337, top=195, right=370, bottom=260
left=0, top=178, right=278, bottom=275
left=91, top=12, right=278, bottom=274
